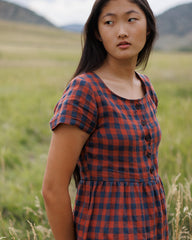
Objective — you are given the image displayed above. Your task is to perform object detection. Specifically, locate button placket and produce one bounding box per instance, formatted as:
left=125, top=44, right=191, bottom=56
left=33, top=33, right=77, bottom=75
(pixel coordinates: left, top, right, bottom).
left=145, top=132, right=152, bottom=160
left=136, top=103, right=152, bottom=164
left=136, top=101, right=154, bottom=175
left=134, top=103, right=143, bottom=121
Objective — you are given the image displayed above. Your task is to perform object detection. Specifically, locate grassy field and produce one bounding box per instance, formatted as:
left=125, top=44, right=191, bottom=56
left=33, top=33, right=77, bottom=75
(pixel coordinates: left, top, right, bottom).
left=0, top=20, right=191, bottom=239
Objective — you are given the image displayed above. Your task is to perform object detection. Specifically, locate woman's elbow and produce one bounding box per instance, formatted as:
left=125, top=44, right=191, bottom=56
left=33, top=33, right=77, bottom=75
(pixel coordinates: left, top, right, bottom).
left=42, top=180, right=55, bottom=205
left=42, top=181, right=52, bottom=204
left=42, top=179, right=69, bottom=205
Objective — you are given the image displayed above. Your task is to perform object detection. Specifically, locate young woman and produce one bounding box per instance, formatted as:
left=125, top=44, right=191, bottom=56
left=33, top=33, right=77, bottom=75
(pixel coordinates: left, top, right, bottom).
left=42, top=0, right=169, bottom=239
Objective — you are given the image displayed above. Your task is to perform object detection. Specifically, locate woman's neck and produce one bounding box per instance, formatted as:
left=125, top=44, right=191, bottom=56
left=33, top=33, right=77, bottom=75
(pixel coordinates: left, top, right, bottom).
left=98, top=56, right=138, bottom=85
left=94, top=56, right=145, bottom=100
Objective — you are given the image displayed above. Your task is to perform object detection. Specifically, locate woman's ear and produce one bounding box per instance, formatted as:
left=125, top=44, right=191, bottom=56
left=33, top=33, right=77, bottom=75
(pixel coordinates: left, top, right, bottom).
left=147, top=27, right=151, bottom=36
left=146, top=30, right=150, bottom=38
left=95, top=31, right=102, bottom=42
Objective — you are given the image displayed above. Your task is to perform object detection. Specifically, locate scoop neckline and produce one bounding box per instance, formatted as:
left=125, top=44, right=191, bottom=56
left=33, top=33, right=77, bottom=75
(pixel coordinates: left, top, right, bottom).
left=92, top=71, right=148, bottom=102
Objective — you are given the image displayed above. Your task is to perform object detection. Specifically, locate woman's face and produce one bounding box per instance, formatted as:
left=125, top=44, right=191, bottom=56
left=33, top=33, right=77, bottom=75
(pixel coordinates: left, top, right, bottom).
left=98, top=0, right=148, bottom=63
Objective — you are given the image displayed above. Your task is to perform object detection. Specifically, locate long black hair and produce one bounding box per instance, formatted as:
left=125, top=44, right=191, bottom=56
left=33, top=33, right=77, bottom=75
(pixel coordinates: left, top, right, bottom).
left=73, top=0, right=157, bottom=187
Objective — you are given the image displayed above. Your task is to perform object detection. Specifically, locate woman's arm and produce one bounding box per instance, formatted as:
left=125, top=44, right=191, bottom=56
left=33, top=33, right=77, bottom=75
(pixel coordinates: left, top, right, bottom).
left=42, top=124, right=89, bottom=240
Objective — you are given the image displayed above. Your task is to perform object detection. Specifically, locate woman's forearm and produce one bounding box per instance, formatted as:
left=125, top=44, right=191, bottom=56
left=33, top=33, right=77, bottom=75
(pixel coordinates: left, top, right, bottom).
left=43, top=189, right=76, bottom=240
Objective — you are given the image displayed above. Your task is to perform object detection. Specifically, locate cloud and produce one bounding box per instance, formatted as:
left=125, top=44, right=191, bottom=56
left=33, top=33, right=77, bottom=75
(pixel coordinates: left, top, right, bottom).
left=5, top=0, right=192, bottom=26
left=148, top=0, right=192, bottom=15
left=27, top=0, right=95, bottom=25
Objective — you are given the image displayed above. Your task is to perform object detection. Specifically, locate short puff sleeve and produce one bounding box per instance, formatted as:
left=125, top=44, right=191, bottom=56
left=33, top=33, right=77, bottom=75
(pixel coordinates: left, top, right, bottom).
left=50, top=76, right=98, bottom=134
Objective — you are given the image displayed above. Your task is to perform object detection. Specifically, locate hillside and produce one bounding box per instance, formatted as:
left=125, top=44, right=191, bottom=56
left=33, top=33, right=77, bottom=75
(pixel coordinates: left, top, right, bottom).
left=61, top=24, right=84, bottom=33
left=156, top=2, right=192, bottom=51
left=157, top=3, right=192, bottom=37
left=0, top=0, right=54, bottom=27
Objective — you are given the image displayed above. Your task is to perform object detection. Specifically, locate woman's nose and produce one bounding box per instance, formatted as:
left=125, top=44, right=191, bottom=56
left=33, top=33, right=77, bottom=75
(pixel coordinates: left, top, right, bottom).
left=117, top=25, right=128, bottom=38
left=118, top=32, right=128, bottom=38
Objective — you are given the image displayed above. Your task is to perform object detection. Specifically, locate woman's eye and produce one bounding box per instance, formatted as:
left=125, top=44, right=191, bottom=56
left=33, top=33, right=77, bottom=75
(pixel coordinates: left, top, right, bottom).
left=128, top=18, right=137, bottom=22
left=105, top=20, right=113, bottom=25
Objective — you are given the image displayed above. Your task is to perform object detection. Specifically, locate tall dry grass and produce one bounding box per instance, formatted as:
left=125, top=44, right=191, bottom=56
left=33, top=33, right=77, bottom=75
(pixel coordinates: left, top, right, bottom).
left=166, top=175, right=192, bottom=240
left=0, top=196, right=53, bottom=240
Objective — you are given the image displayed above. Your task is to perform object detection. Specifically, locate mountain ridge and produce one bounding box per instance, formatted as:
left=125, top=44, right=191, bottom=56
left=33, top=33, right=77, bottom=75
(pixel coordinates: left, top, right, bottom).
left=157, top=2, right=192, bottom=37
left=60, top=24, right=84, bottom=33
left=0, top=0, right=54, bottom=27
left=155, top=2, right=192, bottom=51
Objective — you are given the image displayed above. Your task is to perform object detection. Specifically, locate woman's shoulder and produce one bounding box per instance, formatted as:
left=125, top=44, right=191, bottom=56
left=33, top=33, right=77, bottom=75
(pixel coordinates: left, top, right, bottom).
left=137, top=72, right=156, bottom=91
left=63, top=72, right=98, bottom=97
left=58, top=72, right=101, bottom=110
left=137, top=72, right=151, bottom=86
left=70, top=72, right=97, bottom=87
left=137, top=72, right=158, bottom=107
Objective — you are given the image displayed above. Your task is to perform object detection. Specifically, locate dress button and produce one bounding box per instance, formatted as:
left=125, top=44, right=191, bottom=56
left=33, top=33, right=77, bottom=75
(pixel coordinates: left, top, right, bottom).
left=141, top=120, right=147, bottom=126
left=135, top=103, right=141, bottom=110
left=145, top=134, right=151, bottom=142
left=150, top=166, right=155, bottom=174
left=146, top=152, right=151, bottom=158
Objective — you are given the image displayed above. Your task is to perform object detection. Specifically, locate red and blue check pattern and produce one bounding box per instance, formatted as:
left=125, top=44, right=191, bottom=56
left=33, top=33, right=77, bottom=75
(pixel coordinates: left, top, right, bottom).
left=50, top=72, right=169, bottom=240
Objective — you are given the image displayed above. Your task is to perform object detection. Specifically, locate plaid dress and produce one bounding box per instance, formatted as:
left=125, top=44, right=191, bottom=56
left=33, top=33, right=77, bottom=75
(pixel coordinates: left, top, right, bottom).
left=50, top=72, right=169, bottom=240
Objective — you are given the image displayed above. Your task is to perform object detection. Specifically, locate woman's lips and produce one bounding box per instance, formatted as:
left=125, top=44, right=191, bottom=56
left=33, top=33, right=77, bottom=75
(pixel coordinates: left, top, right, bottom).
left=117, top=41, right=131, bottom=49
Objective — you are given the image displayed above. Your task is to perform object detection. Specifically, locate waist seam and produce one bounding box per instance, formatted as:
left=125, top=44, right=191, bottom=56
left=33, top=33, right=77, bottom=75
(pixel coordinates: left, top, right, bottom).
left=81, top=175, right=160, bottom=183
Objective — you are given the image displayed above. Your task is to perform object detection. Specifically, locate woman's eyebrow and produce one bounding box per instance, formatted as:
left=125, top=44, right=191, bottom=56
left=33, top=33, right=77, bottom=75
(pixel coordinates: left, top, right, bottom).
left=125, top=10, right=140, bottom=15
left=102, top=10, right=140, bottom=18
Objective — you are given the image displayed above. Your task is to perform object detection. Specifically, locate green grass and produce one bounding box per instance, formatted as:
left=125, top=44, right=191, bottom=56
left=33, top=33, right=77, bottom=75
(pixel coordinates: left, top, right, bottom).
left=145, top=52, right=192, bottom=185
left=0, top=20, right=80, bottom=238
left=0, top=20, right=191, bottom=239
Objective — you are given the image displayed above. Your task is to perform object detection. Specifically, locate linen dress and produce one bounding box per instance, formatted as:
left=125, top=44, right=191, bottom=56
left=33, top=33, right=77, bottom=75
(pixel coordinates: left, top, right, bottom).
left=50, top=72, right=169, bottom=240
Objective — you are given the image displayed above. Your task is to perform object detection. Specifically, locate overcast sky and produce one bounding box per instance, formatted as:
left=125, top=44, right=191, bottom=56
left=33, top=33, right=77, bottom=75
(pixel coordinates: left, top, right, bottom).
left=5, top=0, right=192, bottom=26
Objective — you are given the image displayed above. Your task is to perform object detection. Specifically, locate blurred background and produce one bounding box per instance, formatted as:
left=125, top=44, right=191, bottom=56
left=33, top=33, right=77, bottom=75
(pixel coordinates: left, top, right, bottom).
left=0, top=0, right=191, bottom=239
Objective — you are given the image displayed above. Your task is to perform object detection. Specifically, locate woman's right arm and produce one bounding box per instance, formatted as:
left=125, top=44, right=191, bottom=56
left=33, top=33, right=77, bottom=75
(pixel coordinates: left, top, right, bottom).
left=42, top=124, right=89, bottom=240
